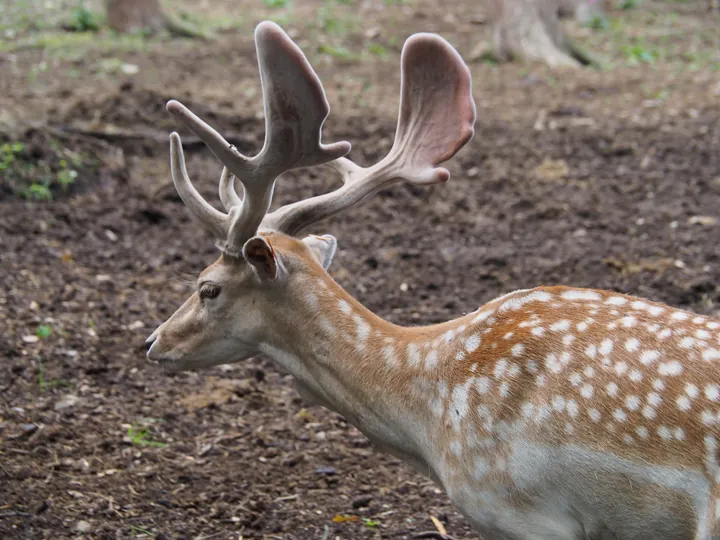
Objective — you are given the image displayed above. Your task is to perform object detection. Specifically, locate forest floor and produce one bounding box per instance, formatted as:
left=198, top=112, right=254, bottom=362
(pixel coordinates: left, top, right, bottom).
left=1, top=0, right=720, bottom=538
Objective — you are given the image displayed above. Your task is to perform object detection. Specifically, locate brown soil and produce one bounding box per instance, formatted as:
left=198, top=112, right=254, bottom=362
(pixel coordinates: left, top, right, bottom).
left=2, top=1, right=720, bottom=538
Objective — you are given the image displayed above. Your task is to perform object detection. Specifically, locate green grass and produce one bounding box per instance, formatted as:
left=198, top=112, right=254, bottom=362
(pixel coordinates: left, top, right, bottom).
left=128, top=525, right=156, bottom=537
left=38, top=357, right=70, bottom=392
left=127, top=425, right=168, bottom=448
left=66, top=2, right=101, bottom=33
left=623, top=43, right=656, bottom=64
left=0, top=137, right=91, bottom=201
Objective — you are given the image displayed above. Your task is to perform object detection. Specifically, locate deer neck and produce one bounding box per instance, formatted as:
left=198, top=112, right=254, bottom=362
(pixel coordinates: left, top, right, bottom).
left=257, top=271, right=466, bottom=478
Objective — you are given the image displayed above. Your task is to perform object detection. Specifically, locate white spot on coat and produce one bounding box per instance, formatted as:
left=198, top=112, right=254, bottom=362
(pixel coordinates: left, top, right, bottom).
left=562, top=290, right=602, bottom=301
left=407, top=343, right=421, bottom=367
left=706, top=384, right=720, bottom=402
left=545, top=353, right=563, bottom=373
left=625, top=395, right=641, bottom=411
left=676, top=395, right=691, bottom=411
left=658, top=361, right=683, bottom=376
left=425, top=349, right=439, bottom=369
left=476, top=376, right=491, bottom=394
left=550, top=320, right=571, bottom=332
left=499, top=291, right=552, bottom=312
left=625, top=338, right=640, bottom=352
left=464, top=334, right=481, bottom=353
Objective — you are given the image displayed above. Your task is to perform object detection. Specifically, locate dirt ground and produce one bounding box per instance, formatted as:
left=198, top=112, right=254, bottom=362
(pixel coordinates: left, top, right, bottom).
left=2, top=0, right=720, bottom=538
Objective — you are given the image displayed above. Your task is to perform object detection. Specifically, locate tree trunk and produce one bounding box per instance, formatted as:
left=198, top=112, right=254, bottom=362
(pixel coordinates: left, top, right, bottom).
left=488, top=0, right=601, bottom=68
left=105, top=0, right=166, bottom=34
left=557, top=0, right=608, bottom=22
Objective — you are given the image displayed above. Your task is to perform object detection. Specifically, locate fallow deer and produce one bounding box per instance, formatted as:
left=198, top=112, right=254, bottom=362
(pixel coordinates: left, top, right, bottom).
left=145, top=21, right=720, bottom=540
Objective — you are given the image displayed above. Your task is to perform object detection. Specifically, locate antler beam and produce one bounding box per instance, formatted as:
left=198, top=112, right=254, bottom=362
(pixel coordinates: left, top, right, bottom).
left=261, top=32, right=476, bottom=235
left=166, top=21, right=476, bottom=252
left=167, top=21, right=351, bottom=254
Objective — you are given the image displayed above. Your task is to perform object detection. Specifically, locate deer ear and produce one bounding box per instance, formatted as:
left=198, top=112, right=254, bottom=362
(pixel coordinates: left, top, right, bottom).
left=242, top=236, right=284, bottom=281
left=302, top=234, right=337, bottom=270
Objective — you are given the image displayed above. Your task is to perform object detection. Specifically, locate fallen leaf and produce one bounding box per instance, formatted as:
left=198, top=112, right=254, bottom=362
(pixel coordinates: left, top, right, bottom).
left=689, top=216, right=718, bottom=226
left=533, top=158, right=569, bottom=181
left=332, top=514, right=359, bottom=523
left=430, top=514, right=448, bottom=535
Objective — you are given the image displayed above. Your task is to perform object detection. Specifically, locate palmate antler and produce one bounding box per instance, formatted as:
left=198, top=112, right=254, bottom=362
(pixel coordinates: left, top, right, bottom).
left=167, top=21, right=476, bottom=255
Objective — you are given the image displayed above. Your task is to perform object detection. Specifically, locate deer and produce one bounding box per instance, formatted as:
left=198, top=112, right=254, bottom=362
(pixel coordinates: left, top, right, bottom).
left=145, top=20, right=720, bottom=540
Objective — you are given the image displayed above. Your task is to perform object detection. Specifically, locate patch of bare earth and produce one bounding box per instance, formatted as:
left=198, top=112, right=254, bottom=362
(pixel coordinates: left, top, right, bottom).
left=1, top=0, right=720, bottom=538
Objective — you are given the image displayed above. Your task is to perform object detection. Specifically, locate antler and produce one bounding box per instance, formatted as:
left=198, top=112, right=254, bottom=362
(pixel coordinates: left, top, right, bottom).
left=166, top=21, right=476, bottom=252
left=167, top=21, right=351, bottom=254
left=261, top=32, right=476, bottom=235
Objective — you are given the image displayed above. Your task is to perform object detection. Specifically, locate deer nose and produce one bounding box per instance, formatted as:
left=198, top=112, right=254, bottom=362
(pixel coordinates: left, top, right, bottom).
left=145, top=328, right=160, bottom=354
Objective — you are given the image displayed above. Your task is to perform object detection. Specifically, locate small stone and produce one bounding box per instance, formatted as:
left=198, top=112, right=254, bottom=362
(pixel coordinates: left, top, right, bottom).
left=76, top=520, right=92, bottom=533
left=689, top=216, right=718, bottom=226
left=120, top=63, right=139, bottom=75
left=104, top=229, right=118, bottom=242
left=351, top=495, right=373, bottom=508
left=399, top=282, right=409, bottom=292
left=54, top=394, right=81, bottom=411
left=22, top=335, right=39, bottom=344
left=314, top=466, right=337, bottom=475
left=20, top=423, right=37, bottom=434
left=127, top=321, right=144, bottom=331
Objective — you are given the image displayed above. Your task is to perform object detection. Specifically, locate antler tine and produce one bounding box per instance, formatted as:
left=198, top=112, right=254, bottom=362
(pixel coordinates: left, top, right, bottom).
left=166, top=21, right=351, bottom=253
left=169, top=132, right=229, bottom=240
left=261, top=32, right=476, bottom=237
left=218, top=167, right=242, bottom=212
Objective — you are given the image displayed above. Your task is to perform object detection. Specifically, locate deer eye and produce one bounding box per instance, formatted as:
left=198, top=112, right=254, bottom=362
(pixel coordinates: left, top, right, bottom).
left=199, top=284, right=221, bottom=300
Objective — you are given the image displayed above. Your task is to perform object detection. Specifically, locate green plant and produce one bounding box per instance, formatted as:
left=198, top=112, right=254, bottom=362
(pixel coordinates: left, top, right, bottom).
left=263, top=0, right=289, bottom=7
left=3, top=140, right=83, bottom=201
left=127, top=425, right=168, bottom=448
left=367, top=42, right=387, bottom=58
left=619, top=0, right=641, bottom=9
left=67, top=2, right=100, bottom=32
left=38, top=358, right=69, bottom=391
left=0, top=142, right=23, bottom=171
left=24, top=184, right=53, bottom=201
left=586, top=14, right=610, bottom=30
left=623, top=43, right=655, bottom=64
left=57, top=165, right=78, bottom=187
left=36, top=325, right=52, bottom=339
left=318, top=44, right=353, bottom=59
left=128, top=525, right=155, bottom=536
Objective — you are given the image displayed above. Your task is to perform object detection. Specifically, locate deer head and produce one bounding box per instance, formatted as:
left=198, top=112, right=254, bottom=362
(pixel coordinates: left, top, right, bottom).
left=145, top=21, right=476, bottom=372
